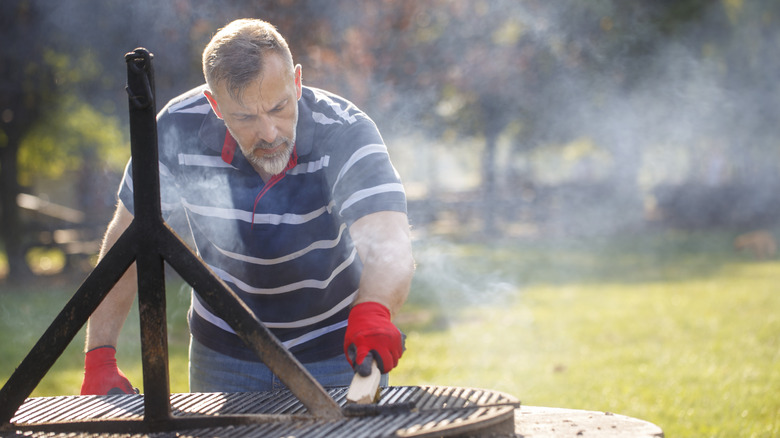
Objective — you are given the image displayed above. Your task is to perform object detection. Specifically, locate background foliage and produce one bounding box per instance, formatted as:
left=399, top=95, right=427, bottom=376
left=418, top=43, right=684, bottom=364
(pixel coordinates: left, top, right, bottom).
left=2, top=0, right=780, bottom=280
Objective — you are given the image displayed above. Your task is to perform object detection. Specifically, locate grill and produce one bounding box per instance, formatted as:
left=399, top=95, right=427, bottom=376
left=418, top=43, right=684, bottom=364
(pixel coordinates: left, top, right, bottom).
left=9, top=386, right=519, bottom=437
left=0, top=48, right=521, bottom=438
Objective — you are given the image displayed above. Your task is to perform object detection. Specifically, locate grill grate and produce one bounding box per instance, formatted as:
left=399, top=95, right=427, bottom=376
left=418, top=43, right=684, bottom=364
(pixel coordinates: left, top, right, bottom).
left=8, top=386, right=519, bottom=437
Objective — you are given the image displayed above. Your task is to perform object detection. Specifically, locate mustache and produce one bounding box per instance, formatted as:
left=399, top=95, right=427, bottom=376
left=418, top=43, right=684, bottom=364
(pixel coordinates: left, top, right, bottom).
left=253, top=137, right=289, bottom=151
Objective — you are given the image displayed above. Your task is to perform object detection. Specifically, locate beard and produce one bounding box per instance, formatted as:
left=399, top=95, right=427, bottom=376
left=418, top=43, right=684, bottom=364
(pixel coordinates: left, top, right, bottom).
left=232, top=105, right=298, bottom=177
left=244, top=136, right=295, bottom=176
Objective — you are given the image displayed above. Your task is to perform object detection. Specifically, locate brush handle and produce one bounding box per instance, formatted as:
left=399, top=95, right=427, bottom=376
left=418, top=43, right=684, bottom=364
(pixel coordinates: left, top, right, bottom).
left=346, top=359, right=381, bottom=404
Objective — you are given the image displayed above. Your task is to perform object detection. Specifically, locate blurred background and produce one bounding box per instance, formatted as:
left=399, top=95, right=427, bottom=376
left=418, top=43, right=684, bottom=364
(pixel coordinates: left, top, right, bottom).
left=2, top=0, right=779, bottom=279
left=1, top=1, right=779, bottom=436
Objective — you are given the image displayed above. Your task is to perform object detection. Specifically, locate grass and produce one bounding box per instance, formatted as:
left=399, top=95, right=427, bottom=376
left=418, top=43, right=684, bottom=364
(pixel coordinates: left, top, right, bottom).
left=0, top=276, right=193, bottom=397
left=1, top=229, right=779, bottom=437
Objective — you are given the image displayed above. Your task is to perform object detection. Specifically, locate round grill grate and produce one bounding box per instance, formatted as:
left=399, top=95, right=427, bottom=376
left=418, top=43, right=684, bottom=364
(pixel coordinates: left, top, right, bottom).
left=8, top=385, right=520, bottom=437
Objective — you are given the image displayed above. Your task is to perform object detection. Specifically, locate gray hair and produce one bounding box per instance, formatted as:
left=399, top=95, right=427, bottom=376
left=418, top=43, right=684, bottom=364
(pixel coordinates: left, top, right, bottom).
left=202, top=19, right=294, bottom=101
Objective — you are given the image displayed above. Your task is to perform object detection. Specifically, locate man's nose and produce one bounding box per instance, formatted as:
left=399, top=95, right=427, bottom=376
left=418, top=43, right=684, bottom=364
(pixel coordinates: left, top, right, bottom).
left=256, top=118, right=277, bottom=144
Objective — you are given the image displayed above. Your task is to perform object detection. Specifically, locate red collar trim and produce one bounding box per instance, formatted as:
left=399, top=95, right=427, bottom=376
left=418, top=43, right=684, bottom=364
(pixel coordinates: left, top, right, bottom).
left=221, top=131, right=237, bottom=164
left=250, top=145, right=298, bottom=228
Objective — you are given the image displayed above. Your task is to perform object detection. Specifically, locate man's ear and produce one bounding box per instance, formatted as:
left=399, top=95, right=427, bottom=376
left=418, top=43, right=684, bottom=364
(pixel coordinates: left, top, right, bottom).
left=294, top=64, right=303, bottom=100
left=203, top=89, right=223, bottom=119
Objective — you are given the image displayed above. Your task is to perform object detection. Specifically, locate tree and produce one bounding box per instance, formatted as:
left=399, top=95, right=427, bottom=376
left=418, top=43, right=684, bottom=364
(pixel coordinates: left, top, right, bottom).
left=0, top=0, right=57, bottom=282
left=0, top=0, right=208, bottom=283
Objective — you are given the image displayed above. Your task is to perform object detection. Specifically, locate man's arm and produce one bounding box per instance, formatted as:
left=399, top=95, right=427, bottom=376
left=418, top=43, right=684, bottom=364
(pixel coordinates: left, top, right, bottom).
left=80, top=201, right=139, bottom=395
left=344, top=210, right=414, bottom=375
left=349, top=211, right=414, bottom=316
left=85, top=201, right=137, bottom=350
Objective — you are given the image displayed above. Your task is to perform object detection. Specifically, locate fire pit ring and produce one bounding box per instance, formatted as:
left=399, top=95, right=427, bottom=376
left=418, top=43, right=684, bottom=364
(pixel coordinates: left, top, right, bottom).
left=8, top=385, right=520, bottom=437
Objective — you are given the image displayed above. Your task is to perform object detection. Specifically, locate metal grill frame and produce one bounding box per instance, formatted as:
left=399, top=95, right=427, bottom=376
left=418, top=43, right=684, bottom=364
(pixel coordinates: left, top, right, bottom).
left=0, top=48, right=521, bottom=438
left=0, top=48, right=341, bottom=435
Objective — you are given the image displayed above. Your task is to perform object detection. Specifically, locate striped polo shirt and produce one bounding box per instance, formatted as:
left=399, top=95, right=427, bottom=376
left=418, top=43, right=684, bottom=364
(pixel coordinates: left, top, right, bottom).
left=118, top=84, right=407, bottom=363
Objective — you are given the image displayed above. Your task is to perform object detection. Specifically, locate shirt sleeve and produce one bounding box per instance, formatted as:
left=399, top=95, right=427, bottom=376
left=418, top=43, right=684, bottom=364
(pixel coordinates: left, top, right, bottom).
left=323, top=118, right=407, bottom=226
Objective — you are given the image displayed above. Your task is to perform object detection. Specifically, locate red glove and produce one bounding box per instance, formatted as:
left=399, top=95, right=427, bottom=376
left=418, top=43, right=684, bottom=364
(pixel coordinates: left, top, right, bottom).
left=80, top=346, right=136, bottom=395
left=344, top=302, right=404, bottom=376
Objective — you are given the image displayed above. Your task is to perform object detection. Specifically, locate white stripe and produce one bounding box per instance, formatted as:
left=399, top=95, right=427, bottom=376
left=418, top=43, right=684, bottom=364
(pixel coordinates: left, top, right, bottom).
left=121, top=164, right=179, bottom=211
left=123, top=160, right=176, bottom=192
left=288, top=155, right=330, bottom=175
left=122, top=164, right=134, bottom=194
left=182, top=199, right=331, bottom=225
left=159, top=161, right=174, bottom=179
left=122, top=160, right=182, bottom=211
left=169, top=93, right=211, bottom=114
left=340, top=183, right=406, bottom=215
left=250, top=204, right=332, bottom=226
left=214, top=223, right=346, bottom=265
left=173, top=103, right=212, bottom=114
left=323, top=96, right=357, bottom=124
left=281, top=319, right=349, bottom=349
left=160, top=201, right=180, bottom=211
left=181, top=199, right=251, bottom=221
left=192, top=295, right=235, bottom=333
left=312, top=112, right=341, bottom=126
left=207, top=248, right=358, bottom=295
left=192, top=289, right=356, bottom=332
left=332, top=144, right=387, bottom=195
left=178, top=154, right=234, bottom=168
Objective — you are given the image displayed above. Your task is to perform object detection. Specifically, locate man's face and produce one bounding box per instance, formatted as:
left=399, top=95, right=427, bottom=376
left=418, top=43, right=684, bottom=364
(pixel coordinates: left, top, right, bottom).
left=205, top=54, right=302, bottom=177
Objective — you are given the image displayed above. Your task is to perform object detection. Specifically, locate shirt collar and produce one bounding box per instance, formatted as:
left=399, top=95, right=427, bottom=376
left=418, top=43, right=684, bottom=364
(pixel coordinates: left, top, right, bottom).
left=198, top=112, right=255, bottom=174
left=294, top=87, right=315, bottom=158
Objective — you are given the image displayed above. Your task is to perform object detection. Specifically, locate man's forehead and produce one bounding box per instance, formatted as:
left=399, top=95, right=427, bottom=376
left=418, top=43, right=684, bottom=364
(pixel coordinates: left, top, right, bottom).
left=214, top=59, right=293, bottom=109
left=216, top=80, right=285, bottom=110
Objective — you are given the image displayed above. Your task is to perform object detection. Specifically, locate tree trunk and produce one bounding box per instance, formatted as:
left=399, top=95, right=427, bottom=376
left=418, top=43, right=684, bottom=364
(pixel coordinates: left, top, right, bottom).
left=0, top=132, right=32, bottom=284
left=481, top=130, right=499, bottom=235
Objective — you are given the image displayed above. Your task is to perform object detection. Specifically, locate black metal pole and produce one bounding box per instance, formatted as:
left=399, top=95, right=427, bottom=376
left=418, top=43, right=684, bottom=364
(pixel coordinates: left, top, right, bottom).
left=125, top=48, right=172, bottom=425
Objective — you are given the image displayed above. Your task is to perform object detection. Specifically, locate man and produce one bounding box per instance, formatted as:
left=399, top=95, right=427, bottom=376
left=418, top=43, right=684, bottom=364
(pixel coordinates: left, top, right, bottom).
left=80, top=18, right=414, bottom=394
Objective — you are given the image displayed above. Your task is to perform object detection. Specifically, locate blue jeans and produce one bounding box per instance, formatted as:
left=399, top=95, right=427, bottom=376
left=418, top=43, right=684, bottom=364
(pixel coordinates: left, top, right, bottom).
left=189, top=336, right=389, bottom=392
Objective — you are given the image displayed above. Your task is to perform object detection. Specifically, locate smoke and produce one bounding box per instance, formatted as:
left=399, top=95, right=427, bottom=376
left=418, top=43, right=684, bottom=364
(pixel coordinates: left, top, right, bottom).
left=391, top=2, right=780, bottom=329
left=390, top=1, right=780, bottom=238
left=409, top=238, right=517, bottom=323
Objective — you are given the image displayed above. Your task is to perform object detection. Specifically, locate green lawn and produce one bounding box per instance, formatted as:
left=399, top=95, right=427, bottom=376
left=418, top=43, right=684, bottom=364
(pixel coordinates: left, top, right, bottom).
left=1, top=230, right=778, bottom=437
left=393, top=231, right=780, bottom=438
left=0, top=278, right=193, bottom=397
